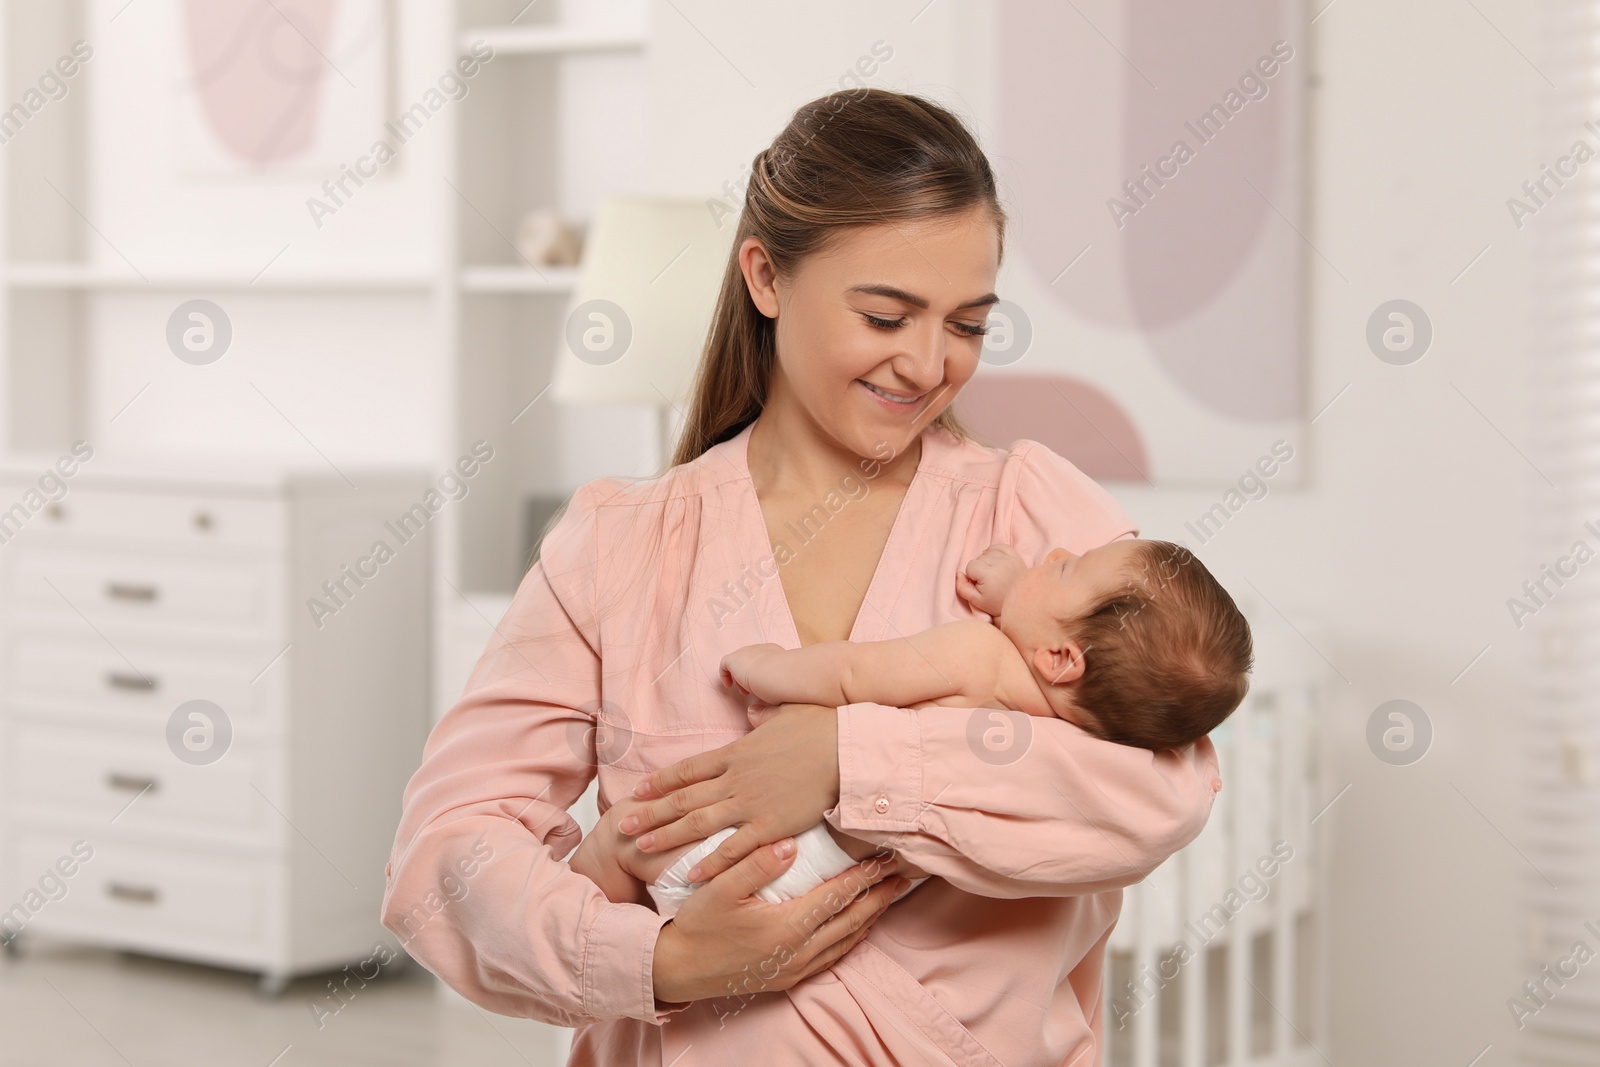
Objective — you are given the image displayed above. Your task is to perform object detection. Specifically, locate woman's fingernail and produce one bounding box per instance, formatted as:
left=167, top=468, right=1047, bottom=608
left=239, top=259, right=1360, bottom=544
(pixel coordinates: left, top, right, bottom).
left=633, top=780, right=653, bottom=798
left=618, top=816, right=638, bottom=834
left=773, top=839, right=795, bottom=858
left=637, top=833, right=655, bottom=851
left=685, top=865, right=703, bottom=882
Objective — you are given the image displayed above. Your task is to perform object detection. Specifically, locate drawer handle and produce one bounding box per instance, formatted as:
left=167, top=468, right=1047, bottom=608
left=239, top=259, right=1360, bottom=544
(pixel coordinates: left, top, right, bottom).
left=106, top=773, right=158, bottom=794
left=106, top=582, right=159, bottom=603
left=106, top=882, right=160, bottom=905
left=106, top=672, right=157, bottom=692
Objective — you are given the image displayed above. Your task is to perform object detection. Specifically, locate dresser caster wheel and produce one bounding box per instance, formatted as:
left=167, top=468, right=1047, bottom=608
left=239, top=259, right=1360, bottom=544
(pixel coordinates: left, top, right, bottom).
left=257, top=972, right=291, bottom=997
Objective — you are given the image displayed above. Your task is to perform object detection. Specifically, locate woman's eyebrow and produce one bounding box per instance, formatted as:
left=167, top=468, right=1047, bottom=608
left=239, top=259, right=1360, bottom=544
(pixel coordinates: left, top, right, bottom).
left=846, top=283, right=1000, bottom=311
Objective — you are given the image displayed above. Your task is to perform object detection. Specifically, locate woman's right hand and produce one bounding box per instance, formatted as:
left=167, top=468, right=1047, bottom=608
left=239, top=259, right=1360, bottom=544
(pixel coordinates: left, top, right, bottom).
left=651, top=837, right=908, bottom=1005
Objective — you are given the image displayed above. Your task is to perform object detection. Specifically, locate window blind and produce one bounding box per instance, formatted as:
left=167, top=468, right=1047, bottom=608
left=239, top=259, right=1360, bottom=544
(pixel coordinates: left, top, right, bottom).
left=1522, top=3, right=1600, bottom=1063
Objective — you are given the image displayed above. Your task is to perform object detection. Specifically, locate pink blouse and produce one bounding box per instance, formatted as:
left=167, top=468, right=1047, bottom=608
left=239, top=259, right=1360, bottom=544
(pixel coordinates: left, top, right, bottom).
left=381, top=419, right=1222, bottom=1066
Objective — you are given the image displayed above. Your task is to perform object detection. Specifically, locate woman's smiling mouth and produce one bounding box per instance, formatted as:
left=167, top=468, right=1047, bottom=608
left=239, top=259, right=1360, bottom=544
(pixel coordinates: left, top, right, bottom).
left=859, top=380, right=923, bottom=406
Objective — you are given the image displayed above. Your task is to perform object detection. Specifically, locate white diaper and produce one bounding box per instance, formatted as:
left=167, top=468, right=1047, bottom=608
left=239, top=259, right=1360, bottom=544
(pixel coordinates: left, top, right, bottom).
left=647, top=822, right=928, bottom=918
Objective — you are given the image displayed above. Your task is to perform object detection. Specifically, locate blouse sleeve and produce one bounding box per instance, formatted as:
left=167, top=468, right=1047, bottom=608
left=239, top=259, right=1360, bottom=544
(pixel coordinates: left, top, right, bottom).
left=379, top=480, right=688, bottom=1025
left=822, top=440, right=1223, bottom=898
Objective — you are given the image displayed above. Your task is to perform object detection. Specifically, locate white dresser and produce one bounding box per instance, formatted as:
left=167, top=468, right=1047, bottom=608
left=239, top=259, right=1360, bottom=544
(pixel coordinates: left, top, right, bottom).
left=0, top=456, right=431, bottom=994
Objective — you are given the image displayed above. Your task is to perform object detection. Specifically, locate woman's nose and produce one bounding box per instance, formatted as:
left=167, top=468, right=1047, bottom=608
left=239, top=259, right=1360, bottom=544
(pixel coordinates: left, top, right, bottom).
left=895, top=324, right=948, bottom=390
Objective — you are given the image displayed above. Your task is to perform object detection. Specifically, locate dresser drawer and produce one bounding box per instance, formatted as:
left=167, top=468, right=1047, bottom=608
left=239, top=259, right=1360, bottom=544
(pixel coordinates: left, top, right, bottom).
left=3, top=485, right=285, bottom=552
left=2, top=722, right=282, bottom=843
left=5, top=635, right=281, bottom=729
left=6, top=830, right=270, bottom=944
left=5, top=547, right=280, bottom=636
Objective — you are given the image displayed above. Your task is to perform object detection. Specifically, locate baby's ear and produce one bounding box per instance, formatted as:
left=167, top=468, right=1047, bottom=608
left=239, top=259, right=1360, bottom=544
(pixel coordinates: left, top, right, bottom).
left=1036, top=638, right=1087, bottom=687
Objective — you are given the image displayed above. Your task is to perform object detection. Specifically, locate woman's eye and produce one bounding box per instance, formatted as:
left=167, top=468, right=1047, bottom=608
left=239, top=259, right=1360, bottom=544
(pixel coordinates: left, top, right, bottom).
left=863, top=313, right=990, bottom=336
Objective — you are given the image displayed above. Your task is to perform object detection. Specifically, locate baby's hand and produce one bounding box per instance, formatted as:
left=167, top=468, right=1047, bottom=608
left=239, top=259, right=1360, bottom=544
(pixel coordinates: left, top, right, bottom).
left=718, top=642, right=786, bottom=698
left=569, top=795, right=652, bottom=906
left=957, top=543, right=1026, bottom=616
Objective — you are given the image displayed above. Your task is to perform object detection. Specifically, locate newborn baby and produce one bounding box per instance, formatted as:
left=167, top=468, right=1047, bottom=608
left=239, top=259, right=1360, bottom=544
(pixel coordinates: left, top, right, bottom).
left=574, top=539, right=1253, bottom=917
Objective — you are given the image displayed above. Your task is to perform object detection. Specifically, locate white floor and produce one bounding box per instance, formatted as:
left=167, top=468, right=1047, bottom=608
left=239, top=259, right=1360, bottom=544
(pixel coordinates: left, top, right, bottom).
left=0, top=938, right=574, bottom=1066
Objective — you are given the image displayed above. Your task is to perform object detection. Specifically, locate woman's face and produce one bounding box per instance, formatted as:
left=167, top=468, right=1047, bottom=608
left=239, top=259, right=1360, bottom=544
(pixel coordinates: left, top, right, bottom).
left=741, top=205, right=1001, bottom=463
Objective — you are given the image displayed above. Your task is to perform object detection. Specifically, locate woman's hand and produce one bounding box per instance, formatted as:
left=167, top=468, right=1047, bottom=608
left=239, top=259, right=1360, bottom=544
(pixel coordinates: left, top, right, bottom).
left=651, top=838, right=908, bottom=1005
left=621, top=703, right=840, bottom=883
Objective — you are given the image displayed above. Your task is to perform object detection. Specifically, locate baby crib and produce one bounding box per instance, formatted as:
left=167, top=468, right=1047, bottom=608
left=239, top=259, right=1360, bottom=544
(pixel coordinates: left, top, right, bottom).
left=1104, top=603, right=1334, bottom=1067
left=436, top=597, right=1334, bottom=1066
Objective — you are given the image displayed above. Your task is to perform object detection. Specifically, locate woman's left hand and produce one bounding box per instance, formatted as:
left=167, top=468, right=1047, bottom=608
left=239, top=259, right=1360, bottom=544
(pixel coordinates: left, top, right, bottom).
left=619, top=703, right=840, bottom=883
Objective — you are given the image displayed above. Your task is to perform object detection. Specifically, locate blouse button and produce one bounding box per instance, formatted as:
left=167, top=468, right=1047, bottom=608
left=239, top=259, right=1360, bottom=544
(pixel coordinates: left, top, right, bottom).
left=874, top=796, right=891, bottom=814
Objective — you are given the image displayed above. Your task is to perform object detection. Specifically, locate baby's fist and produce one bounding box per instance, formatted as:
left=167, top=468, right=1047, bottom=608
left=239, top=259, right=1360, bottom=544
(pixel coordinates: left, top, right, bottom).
left=719, top=642, right=784, bottom=696
left=957, top=543, right=1025, bottom=615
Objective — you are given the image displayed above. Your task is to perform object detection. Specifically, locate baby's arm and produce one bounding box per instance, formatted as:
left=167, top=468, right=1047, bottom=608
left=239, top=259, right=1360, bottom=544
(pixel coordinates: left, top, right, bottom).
left=719, top=621, right=1007, bottom=709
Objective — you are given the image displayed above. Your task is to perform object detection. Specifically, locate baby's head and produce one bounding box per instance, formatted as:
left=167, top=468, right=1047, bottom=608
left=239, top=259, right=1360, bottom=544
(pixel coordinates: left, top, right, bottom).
left=998, top=539, right=1253, bottom=749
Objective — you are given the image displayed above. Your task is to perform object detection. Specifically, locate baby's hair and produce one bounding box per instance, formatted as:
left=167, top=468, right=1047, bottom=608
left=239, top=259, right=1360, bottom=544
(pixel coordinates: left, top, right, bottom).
left=1065, top=540, right=1253, bottom=750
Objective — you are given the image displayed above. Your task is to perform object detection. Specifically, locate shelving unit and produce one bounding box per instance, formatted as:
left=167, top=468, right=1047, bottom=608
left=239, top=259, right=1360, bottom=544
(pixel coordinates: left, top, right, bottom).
left=435, top=0, right=652, bottom=716
left=0, top=0, right=443, bottom=995
left=0, top=2, right=651, bottom=1034
left=456, top=24, right=648, bottom=55
left=0, top=0, right=652, bottom=710
left=426, top=3, right=652, bottom=1047
left=4, top=263, right=435, bottom=291
left=458, top=264, right=579, bottom=294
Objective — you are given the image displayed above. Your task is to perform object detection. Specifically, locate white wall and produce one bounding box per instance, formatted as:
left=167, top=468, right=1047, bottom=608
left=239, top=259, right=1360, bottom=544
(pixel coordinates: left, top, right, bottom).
left=644, top=1, right=1538, bottom=1062
left=1124, top=1, right=1534, bottom=1060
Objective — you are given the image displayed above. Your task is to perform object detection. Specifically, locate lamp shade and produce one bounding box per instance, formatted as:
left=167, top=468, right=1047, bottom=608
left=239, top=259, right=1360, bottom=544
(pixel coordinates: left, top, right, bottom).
left=550, top=196, right=736, bottom=408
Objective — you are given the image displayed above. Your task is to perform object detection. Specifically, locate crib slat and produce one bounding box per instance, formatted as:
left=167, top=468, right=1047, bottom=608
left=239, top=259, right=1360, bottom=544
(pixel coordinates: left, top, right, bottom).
left=1227, top=691, right=1251, bottom=1067
left=1181, top=849, right=1204, bottom=1067
left=1133, top=883, right=1159, bottom=1067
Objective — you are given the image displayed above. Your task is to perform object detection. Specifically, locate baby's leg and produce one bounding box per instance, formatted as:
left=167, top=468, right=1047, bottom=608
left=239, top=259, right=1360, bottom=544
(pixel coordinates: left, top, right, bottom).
left=615, top=835, right=699, bottom=887
left=573, top=796, right=699, bottom=907
left=639, top=828, right=738, bottom=917
left=749, top=823, right=867, bottom=904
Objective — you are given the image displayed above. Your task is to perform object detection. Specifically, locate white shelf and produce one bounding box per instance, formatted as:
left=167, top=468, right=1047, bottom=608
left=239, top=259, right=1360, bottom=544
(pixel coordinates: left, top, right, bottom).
left=4, top=263, right=435, bottom=291
left=459, top=265, right=580, bottom=294
left=458, top=25, right=647, bottom=56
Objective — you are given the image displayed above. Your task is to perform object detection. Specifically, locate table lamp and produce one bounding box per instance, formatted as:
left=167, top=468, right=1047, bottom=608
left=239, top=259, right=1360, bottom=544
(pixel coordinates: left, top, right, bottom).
left=550, top=195, right=737, bottom=468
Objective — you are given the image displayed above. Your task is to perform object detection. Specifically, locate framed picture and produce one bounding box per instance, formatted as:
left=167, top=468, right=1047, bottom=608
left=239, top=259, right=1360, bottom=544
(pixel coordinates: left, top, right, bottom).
left=957, top=0, right=1306, bottom=487
left=173, top=0, right=389, bottom=175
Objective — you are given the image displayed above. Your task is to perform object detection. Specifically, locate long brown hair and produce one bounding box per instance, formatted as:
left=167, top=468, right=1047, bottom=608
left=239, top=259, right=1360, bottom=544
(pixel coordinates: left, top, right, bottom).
left=668, top=87, right=1008, bottom=470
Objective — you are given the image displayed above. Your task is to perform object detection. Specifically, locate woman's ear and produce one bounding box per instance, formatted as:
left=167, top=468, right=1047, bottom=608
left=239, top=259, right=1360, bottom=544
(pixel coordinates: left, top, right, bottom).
left=740, top=236, right=781, bottom=319
left=1034, top=637, right=1087, bottom=687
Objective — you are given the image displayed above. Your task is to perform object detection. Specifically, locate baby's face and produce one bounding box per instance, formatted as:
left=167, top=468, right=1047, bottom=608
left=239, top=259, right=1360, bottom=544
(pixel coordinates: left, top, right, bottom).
left=999, top=540, right=1145, bottom=642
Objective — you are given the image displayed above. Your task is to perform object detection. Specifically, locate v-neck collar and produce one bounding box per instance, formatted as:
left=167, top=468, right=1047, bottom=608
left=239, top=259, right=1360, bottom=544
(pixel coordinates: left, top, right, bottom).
left=725, top=419, right=942, bottom=647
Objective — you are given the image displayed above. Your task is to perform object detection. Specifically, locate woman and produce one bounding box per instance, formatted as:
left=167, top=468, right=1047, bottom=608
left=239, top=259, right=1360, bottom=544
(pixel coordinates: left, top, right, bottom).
left=381, top=88, right=1222, bottom=1065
